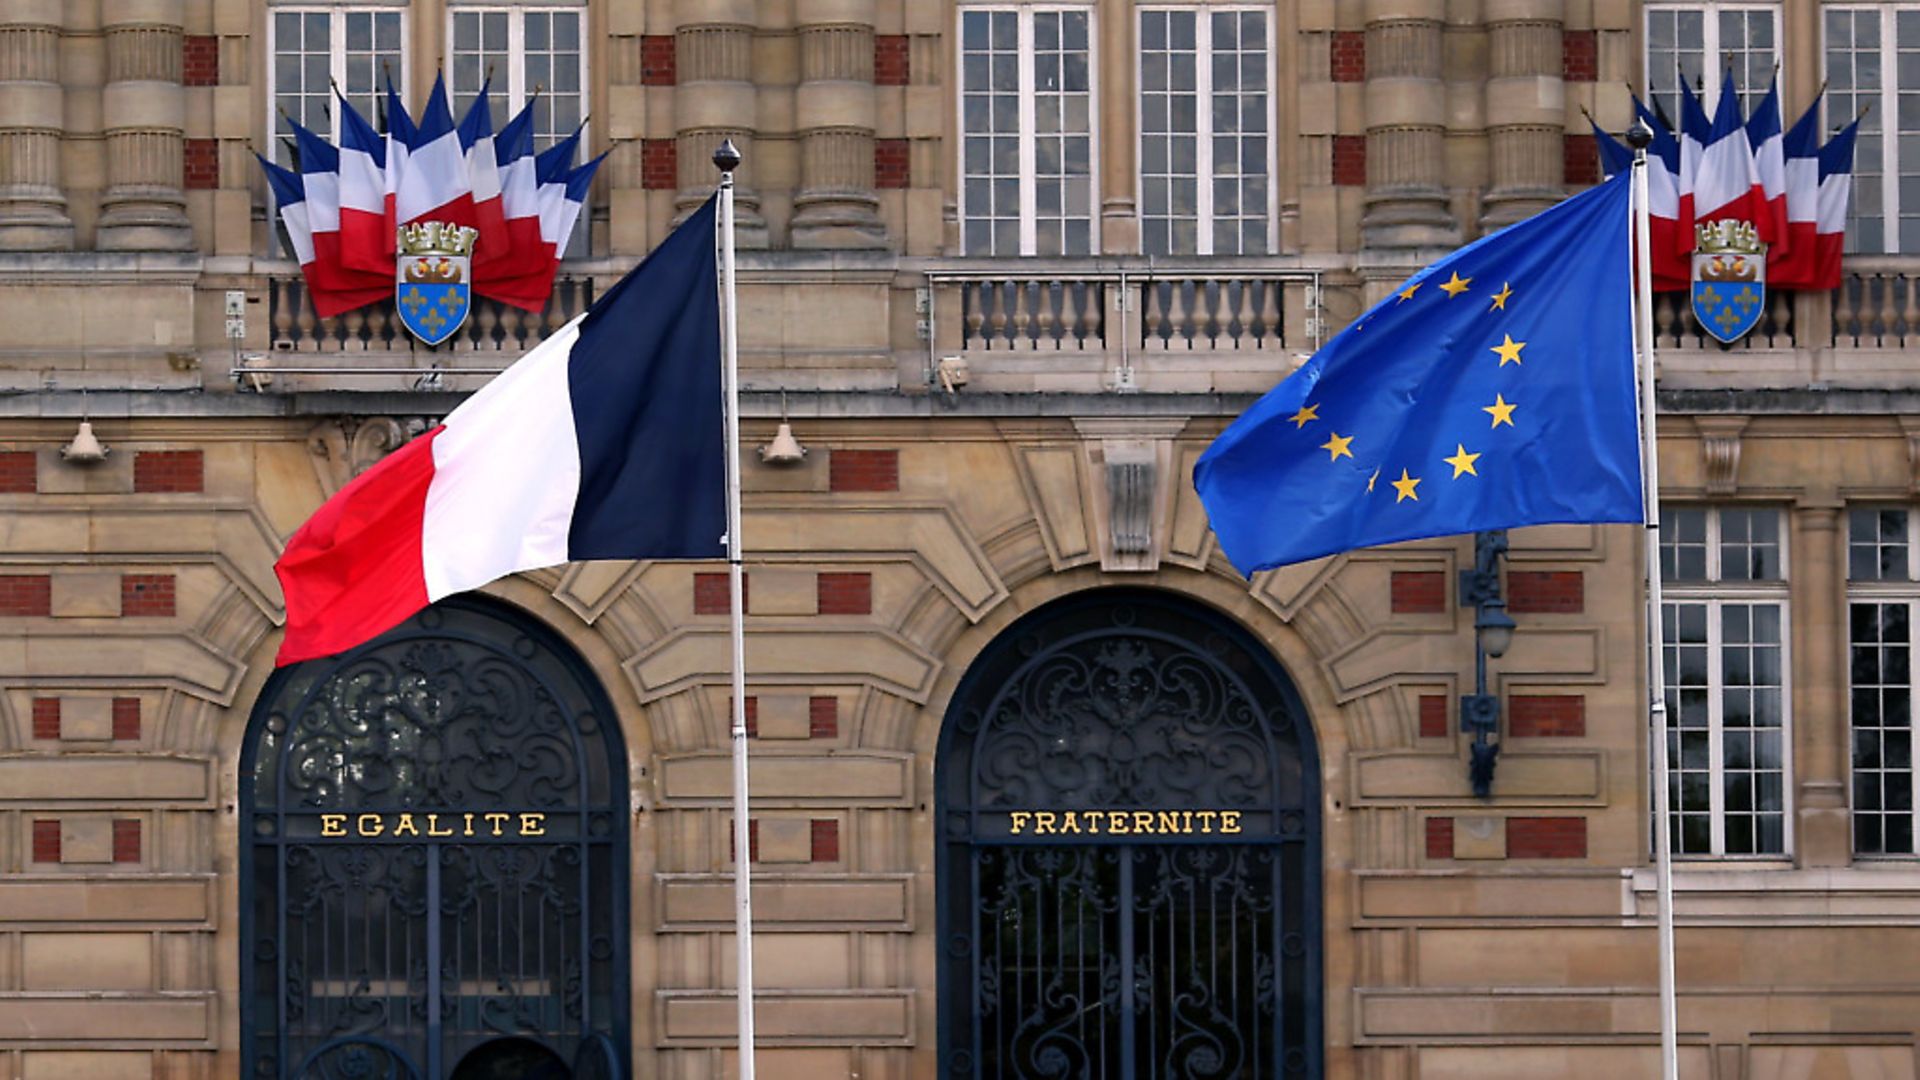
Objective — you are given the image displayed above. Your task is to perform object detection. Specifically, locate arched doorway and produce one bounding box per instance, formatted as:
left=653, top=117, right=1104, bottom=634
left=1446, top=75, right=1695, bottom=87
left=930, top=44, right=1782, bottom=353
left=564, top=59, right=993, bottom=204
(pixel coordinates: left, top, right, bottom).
left=241, top=597, right=629, bottom=1079
left=937, top=588, right=1321, bottom=1079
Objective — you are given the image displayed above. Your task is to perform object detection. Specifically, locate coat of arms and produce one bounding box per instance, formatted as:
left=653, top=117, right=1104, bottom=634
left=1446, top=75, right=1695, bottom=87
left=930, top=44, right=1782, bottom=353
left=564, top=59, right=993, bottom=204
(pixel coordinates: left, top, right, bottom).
left=396, top=221, right=477, bottom=347
left=1690, top=219, right=1766, bottom=345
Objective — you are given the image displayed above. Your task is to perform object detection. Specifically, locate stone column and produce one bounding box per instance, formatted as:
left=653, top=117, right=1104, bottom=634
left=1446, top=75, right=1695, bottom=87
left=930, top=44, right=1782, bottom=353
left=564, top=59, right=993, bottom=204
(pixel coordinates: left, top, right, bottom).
left=1359, top=0, right=1458, bottom=248
left=1480, top=0, right=1564, bottom=229
left=0, top=0, right=73, bottom=249
left=1790, top=499, right=1851, bottom=868
left=790, top=0, right=885, bottom=248
left=96, top=0, right=192, bottom=251
left=674, top=0, right=767, bottom=248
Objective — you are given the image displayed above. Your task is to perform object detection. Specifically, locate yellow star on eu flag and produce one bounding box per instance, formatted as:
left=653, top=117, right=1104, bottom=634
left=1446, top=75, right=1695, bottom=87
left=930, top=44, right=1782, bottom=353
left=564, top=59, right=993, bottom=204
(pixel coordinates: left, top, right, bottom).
left=1439, top=272, right=1472, bottom=298
left=1289, top=403, right=1319, bottom=428
left=1444, top=444, right=1481, bottom=477
left=1483, top=394, right=1517, bottom=428
left=1320, top=432, right=1353, bottom=461
left=1367, top=468, right=1379, bottom=492
left=1490, top=334, right=1526, bottom=366
left=1391, top=469, right=1421, bottom=503
left=1489, top=282, right=1513, bottom=311
left=1396, top=281, right=1421, bottom=302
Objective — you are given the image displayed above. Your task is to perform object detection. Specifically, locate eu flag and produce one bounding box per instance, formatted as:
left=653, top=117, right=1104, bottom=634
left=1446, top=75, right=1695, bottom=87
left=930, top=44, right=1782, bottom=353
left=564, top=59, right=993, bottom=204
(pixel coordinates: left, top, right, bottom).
left=1194, top=174, right=1641, bottom=575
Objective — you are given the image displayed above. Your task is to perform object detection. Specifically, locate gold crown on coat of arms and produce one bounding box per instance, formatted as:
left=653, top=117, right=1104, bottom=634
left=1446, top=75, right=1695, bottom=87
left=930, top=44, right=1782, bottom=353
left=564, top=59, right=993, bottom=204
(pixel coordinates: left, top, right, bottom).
left=396, top=221, right=479, bottom=258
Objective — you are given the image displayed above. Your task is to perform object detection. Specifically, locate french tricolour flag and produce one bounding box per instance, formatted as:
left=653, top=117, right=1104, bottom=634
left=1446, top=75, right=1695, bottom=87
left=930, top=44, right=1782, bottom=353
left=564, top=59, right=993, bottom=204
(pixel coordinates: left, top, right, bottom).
left=1770, top=93, right=1825, bottom=288
left=1676, top=76, right=1712, bottom=254
left=335, top=91, right=391, bottom=276
left=476, top=100, right=544, bottom=290
left=459, top=80, right=511, bottom=275
left=1694, top=72, right=1765, bottom=227
left=1747, top=76, right=1787, bottom=248
left=274, top=197, right=727, bottom=666
left=1632, top=94, right=1691, bottom=291
left=290, top=120, right=392, bottom=304
left=259, top=155, right=388, bottom=317
left=1813, top=119, right=1862, bottom=291
left=395, top=73, right=474, bottom=229
left=483, top=128, right=596, bottom=309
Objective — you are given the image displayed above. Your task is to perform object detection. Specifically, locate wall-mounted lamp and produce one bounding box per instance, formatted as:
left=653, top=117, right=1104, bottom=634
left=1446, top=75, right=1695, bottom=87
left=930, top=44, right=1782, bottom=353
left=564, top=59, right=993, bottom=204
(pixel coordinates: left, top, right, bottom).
left=61, top=420, right=108, bottom=464
left=1458, top=529, right=1513, bottom=799
left=759, top=391, right=807, bottom=466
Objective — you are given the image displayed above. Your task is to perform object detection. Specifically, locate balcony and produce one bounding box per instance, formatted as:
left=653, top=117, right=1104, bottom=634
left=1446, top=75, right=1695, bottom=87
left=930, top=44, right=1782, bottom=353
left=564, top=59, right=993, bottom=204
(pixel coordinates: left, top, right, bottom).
left=232, top=256, right=1920, bottom=398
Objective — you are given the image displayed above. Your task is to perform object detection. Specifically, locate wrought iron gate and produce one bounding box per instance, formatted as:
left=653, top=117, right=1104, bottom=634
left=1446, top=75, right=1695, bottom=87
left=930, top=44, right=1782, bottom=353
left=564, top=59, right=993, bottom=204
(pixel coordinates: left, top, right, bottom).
left=242, top=598, right=628, bottom=1079
left=938, top=589, right=1321, bottom=1079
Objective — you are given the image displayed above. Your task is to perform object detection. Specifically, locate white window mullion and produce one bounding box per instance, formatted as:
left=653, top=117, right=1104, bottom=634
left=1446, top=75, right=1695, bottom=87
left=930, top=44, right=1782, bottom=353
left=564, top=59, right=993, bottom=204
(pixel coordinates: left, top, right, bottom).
left=1707, top=600, right=1727, bottom=855
left=1016, top=11, right=1037, bottom=256
left=1882, top=7, right=1901, bottom=254
left=329, top=13, right=349, bottom=142
left=1193, top=14, right=1214, bottom=257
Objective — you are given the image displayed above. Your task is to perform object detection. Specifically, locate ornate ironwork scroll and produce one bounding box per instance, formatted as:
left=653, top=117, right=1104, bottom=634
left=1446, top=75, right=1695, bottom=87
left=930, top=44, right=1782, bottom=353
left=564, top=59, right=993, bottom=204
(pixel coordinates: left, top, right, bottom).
left=939, top=589, right=1321, bottom=1079
left=241, top=597, right=627, bottom=1080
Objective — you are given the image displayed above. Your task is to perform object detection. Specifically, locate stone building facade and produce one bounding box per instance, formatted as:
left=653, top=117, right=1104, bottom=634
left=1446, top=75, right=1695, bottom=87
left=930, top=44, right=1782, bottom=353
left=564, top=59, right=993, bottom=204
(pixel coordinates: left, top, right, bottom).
left=1, top=0, right=1919, bottom=1078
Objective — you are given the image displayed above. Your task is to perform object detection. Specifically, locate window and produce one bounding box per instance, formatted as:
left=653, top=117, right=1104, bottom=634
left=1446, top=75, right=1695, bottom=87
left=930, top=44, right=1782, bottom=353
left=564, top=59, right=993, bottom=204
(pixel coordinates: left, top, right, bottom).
left=1824, top=6, right=1920, bottom=254
left=1644, top=3, right=1779, bottom=122
left=959, top=5, right=1096, bottom=256
left=449, top=6, right=587, bottom=255
left=1138, top=8, right=1271, bottom=256
left=269, top=6, right=407, bottom=162
left=1659, top=507, right=1791, bottom=857
left=1848, top=507, right=1920, bottom=856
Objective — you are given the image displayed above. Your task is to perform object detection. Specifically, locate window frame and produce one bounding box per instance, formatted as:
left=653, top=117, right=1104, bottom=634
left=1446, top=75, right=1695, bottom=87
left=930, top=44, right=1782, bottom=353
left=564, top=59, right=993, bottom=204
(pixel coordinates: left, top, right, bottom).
left=1133, top=5, right=1277, bottom=257
left=1659, top=505, right=1796, bottom=860
left=955, top=2, right=1102, bottom=257
left=1821, top=4, right=1920, bottom=255
left=1643, top=2, right=1782, bottom=119
left=264, top=3, right=411, bottom=165
left=1845, top=506, right=1920, bottom=857
left=446, top=3, right=591, bottom=257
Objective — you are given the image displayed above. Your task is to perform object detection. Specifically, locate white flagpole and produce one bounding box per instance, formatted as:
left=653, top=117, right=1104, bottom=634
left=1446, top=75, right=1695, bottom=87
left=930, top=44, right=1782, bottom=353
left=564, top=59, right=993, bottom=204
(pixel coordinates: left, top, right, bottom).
left=1627, top=120, right=1681, bottom=1080
left=713, top=139, right=758, bottom=1080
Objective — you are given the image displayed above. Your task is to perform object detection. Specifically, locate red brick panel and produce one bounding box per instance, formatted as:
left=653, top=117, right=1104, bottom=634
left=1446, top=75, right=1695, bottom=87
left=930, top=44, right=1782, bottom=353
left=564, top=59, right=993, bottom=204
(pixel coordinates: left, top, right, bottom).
left=112, top=819, right=141, bottom=863
left=1507, top=816, right=1587, bottom=859
left=1564, top=134, right=1599, bottom=187
left=183, top=138, right=218, bottom=190
left=1332, top=135, right=1367, bottom=186
left=817, top=572, right=872, bottom=615
left=1331, top=31, right=1366, bottom=82
left=1508, top=570, right=1584, bottom=613
left=31, top=820, right=60, bottom=863
left=121, top=574, right=176, bottom=617
left=809, top=696, right=838, bottom=738
left=134, top=450, right=204, bottom=493
left=875, top=138, right=911, bottom=189
left=729, top=819, right=762, bottom=862
left=1562, top=31, right=1597, bottom=82
left=1425, top=817, right=1454, bottom=860
left=1509, top=695, right=1586, bottom=737
left=32, top=699, right=60, bottom=741
left=0, top=575, right=52, bottom=616
left=733, top=696, right=759, bottom=737
left=1390, top=570, right=1445, bottom=614
left=874, top=35, right=910, bottom=86
left=810, top=819, right=839, bottom=862
left=112, top=698, right=141, bottom=741
left=0, top=451, right=36, bottom=493
left=1418, top=694, right=1448, bottom=738
left=829, top=449, right=899, bottom=492
left=183, top=34, right=219, bottom=86
left=694, top=572, right=746, bottom=615
left=641, top=35, right=676, bottom=85
left=641, top=139, right=677, bottom=190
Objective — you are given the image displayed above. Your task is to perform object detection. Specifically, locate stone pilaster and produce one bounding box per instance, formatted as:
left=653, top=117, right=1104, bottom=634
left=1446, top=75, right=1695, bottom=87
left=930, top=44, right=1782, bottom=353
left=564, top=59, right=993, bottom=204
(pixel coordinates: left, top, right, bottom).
left=790, top=0, right=884, bottom=249
left=96, top=0, right=192, bottom=251
left=1360, top=0, right=1458, bottom=249
left=1791, top=500, right=1851, bottom=868
left=1097, top=0, right=1137, bottom=254
left=1480, top=0, right=1564, bottom=229
left=674, top=0, right=767, bottom=248
left=0, top=0, right=73, bottom=249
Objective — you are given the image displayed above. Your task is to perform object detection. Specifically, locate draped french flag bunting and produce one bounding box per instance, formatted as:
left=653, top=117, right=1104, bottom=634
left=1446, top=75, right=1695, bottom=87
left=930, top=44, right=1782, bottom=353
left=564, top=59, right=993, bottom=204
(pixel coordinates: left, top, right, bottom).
left=259, top=75, right=596, bottom=343
left=1591, top=70, right=1863, bottom=340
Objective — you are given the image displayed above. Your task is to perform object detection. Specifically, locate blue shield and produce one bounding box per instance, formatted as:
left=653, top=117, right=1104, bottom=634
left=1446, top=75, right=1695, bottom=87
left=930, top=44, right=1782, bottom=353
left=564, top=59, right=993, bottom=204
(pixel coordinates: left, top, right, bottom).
left=396, top=253, right=471, bottom=347
left=1690, top=250, right=1766, bottom=344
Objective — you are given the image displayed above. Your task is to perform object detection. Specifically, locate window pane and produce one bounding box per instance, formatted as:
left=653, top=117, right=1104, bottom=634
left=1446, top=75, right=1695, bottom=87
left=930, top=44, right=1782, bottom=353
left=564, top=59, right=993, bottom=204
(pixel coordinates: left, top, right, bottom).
left=1852, top=600, right=1918, bottom=854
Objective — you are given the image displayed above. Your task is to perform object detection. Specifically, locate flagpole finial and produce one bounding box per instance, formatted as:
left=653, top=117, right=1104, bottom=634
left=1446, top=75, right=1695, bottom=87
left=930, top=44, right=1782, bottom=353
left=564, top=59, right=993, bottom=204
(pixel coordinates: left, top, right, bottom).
left=1626, top=117, right=1654, bottom=151
left=713, top=138, right=742, bottom=174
